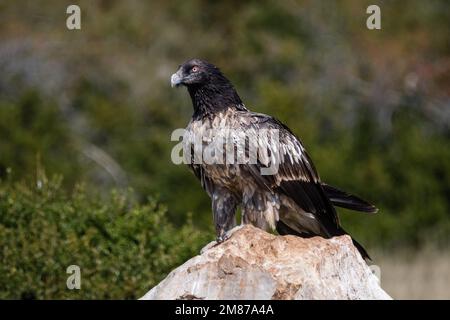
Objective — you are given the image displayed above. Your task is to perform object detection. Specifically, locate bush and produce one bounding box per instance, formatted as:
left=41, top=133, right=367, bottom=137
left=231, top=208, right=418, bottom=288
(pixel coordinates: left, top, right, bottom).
left=0, top=175, right=209, bottom=299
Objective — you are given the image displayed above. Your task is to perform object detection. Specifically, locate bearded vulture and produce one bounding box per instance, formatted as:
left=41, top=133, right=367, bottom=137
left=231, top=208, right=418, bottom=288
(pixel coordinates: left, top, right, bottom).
left=171, top=58, right=377, bottom=259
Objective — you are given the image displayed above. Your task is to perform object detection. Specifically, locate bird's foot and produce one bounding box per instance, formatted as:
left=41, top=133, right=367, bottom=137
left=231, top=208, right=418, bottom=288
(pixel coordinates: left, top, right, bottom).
left=216, top=224, right=245, bottom=243
left=199, top=235, right=229, bottom=254
left=200, top=225, right=245, bottom=254
left=216, top=234, right=229, bottom=243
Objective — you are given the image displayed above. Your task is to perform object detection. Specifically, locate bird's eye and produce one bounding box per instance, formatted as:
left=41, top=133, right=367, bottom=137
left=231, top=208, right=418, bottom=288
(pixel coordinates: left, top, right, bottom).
left=191, top=66, right=199, bottom=73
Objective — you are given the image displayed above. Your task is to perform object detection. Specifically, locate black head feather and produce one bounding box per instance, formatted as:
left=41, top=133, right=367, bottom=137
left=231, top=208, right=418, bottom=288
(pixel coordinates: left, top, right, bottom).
left=171, top=59, right=245, bottom=118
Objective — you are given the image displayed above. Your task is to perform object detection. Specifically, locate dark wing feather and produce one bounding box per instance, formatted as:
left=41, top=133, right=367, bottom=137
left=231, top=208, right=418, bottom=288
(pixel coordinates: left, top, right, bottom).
left=322, top=183, right=378, bottom=213
left=241, top=113, right=341, bottom=237
left=240, top=113, right=371, bottom=259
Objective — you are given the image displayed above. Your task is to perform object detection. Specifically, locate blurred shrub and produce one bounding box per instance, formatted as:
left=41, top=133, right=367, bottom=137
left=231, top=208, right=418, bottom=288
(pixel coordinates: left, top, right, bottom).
left=0, top=175, right=209, bottom=299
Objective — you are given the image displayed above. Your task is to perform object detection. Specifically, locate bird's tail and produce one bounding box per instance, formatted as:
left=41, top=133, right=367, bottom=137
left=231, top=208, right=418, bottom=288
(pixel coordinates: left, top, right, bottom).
left=322, top=183, right=378, bottom=214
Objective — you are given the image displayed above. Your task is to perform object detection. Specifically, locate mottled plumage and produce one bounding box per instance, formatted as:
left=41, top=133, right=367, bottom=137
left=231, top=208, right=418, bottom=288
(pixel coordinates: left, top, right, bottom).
left=171, top=59, right=377, bottom=259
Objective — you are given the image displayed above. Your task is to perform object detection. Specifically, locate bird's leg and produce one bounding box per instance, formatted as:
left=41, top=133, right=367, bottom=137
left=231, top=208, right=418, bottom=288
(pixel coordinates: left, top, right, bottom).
left=200, top=191, right=237, bottom=254
left=199, top=190, right=238, bottom=254
left=214, top=211, right=237, bottom=243
left=212, top=190, right=237, bottom=243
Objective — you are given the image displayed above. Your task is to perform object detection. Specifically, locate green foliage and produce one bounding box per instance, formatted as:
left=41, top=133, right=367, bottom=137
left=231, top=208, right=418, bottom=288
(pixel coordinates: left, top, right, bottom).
left=0, top=91, right=81, bottom=183
left=0, top=176, right=209, bottom=299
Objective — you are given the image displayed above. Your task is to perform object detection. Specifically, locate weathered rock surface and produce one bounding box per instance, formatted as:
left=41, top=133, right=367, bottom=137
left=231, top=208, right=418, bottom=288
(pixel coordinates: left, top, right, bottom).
left=141, top=225, right=391, bottom=300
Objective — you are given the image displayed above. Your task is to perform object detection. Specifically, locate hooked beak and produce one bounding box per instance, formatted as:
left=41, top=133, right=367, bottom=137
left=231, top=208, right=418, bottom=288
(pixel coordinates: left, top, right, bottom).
left=170, top=69, right=183, bottom=88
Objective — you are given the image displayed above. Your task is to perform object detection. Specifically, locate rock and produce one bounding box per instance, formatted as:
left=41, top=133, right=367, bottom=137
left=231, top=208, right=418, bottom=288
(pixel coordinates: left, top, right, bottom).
left=140, top=225, right=391, bottom=300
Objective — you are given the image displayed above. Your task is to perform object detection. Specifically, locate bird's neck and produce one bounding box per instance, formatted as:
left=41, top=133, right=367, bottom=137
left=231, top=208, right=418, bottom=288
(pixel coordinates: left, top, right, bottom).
left=188, top=83, right=245, bottom=119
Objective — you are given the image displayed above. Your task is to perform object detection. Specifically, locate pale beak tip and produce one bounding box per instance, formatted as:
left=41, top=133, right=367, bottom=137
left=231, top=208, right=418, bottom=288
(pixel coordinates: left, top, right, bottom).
left=170, top=73, right=182, bottom=88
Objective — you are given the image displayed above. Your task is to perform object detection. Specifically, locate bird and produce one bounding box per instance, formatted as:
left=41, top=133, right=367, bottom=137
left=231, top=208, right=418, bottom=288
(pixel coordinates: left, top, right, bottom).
left=170, top=58, right=377, bottom=260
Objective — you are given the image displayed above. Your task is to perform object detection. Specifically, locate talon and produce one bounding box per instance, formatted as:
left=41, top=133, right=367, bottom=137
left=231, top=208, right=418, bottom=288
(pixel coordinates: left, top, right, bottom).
left=216, top=234, right=229, bottom=243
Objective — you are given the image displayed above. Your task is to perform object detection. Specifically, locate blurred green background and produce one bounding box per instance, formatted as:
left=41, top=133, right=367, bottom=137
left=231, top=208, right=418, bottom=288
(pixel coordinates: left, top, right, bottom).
left=0, top=0, right=449, bottom=299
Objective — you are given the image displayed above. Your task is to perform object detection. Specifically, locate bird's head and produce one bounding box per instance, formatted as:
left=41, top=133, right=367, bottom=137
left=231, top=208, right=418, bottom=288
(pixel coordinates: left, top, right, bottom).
left=170, top=58, right=225, bottom=88
left=170, top=59, right=244, bottom=116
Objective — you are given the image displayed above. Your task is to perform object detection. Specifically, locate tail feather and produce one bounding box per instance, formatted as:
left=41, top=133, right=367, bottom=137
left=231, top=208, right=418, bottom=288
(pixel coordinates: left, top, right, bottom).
left=322, top=183, right=378, bottom=213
